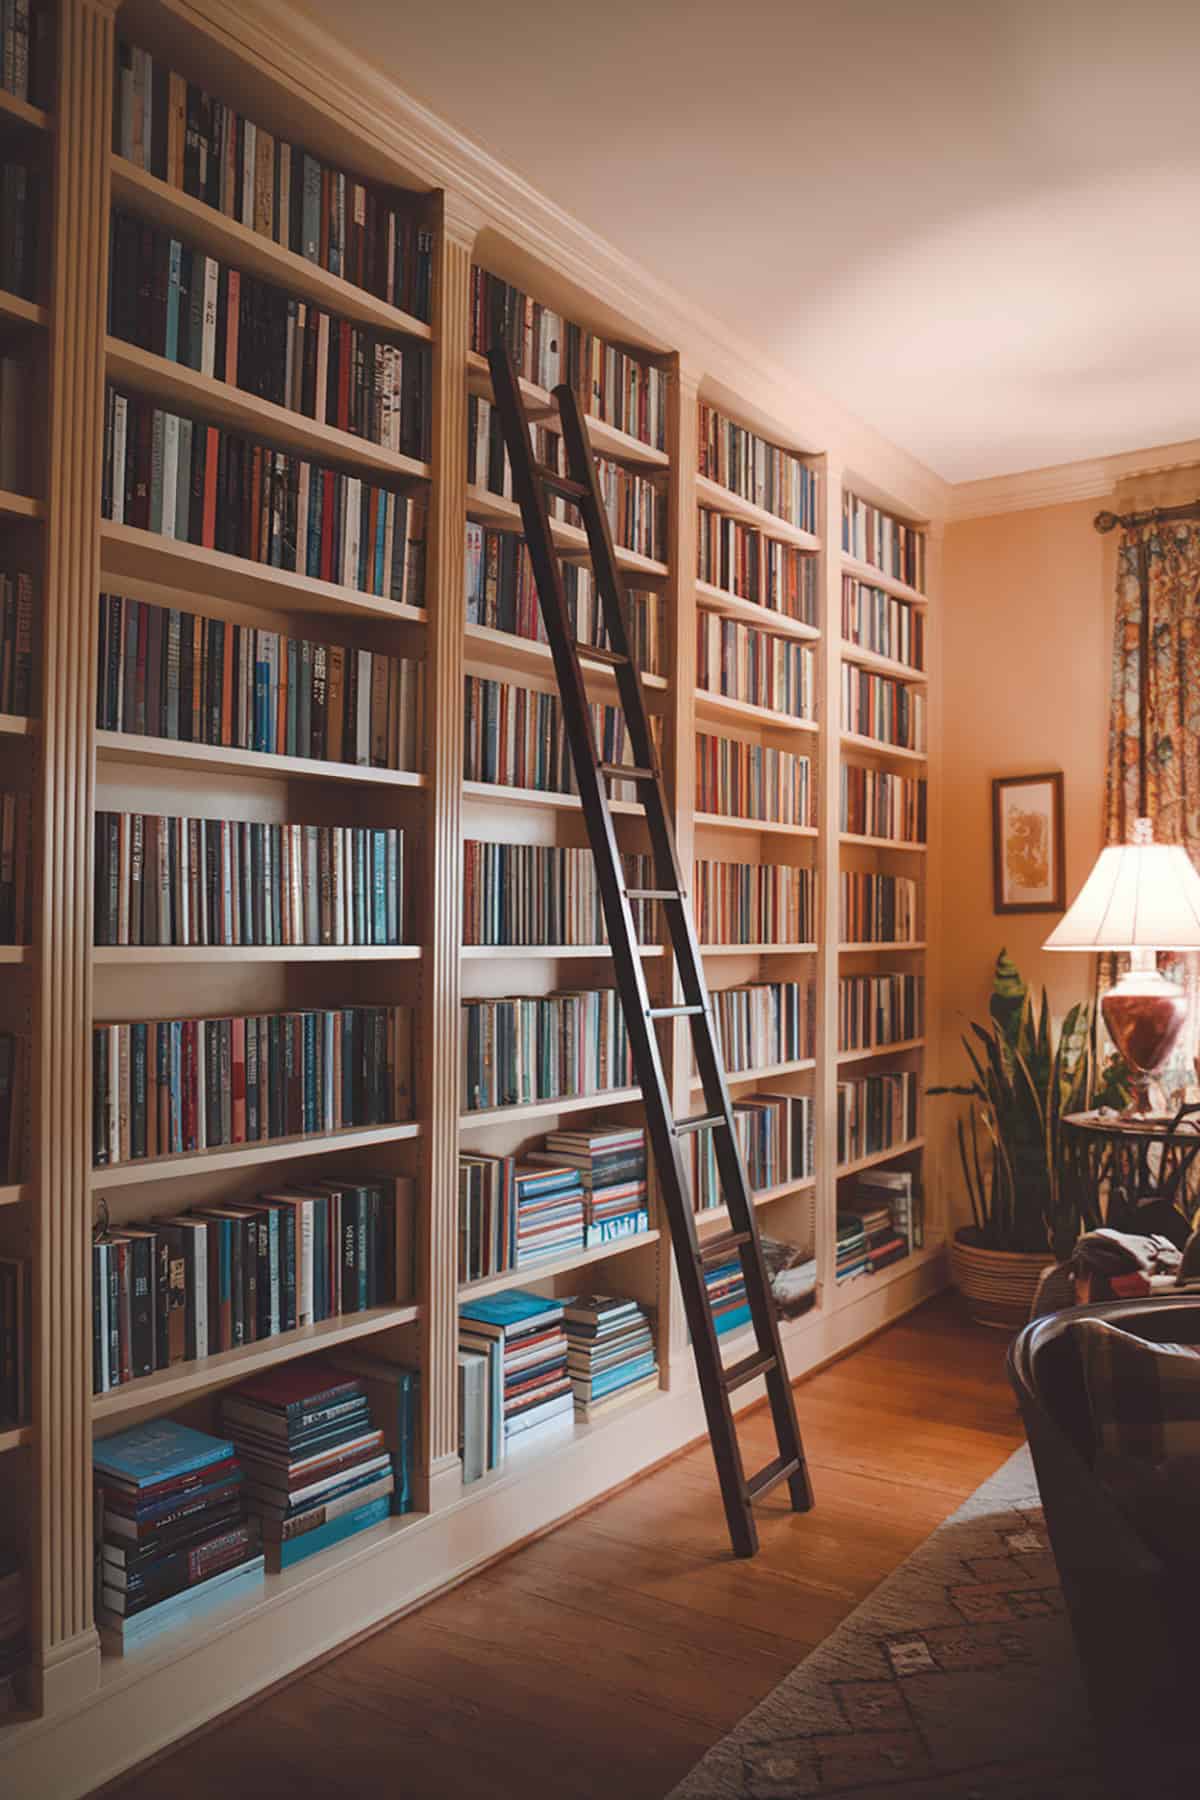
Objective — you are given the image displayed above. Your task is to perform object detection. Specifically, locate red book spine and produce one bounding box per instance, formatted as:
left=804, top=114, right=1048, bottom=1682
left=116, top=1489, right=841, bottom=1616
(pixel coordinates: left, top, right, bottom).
left=201, top=426, right=220, bottom=548
left=231, top=1016, right=247, bottom=1142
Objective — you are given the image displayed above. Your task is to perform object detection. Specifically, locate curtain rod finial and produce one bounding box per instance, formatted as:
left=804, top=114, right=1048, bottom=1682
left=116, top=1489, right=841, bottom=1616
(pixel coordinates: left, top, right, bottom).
left=1094, top=509, right=1120, bottom=533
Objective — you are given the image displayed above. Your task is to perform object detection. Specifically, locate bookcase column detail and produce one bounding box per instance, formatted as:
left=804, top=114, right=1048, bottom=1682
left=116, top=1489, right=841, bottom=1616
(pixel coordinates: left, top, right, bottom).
left=31, top=0, right=117, bottom=1712
left=920, top=519, right=945, bottom=1246
left=420, top=194, right=479, bottom=1494
left=813, top=458, right=844, bottom=1306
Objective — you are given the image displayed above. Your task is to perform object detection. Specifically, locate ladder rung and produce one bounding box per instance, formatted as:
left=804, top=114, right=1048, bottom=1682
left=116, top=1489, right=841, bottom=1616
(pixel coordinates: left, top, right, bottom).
left=699, top=1229, right=751, bottom=1263
left=675, top=1112, right=725, bottom=1136
left=625, top=888, right=681, bottom=901
left=536, top=464, right=590, bottom=503
left=722, top=1349, right=776, bottom=1393
left=746, top=1455, right=802, bottom=1502
left=599, top=763, right=656, bottom=782
left=576, top=643, right=628, bottom=667
left=648, top=1004, right=705, bottom=1018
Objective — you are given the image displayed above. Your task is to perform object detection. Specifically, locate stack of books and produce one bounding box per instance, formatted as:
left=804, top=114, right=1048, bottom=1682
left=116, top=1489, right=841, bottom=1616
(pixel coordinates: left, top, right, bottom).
left=703, top=1252, right=749, bottom=1337
left=859, top=1167, right=920, bottom=1256
left=93, top=1420, right=264, bottom=1654
left=529, top=1126, right=648, bottom=1248
left=510, top=1163, right=586, bottom=1269
left=563, top=1295, right=658, bottom=1420
left=0, top=1554, right=26, bottom=1712
left=836, top=1194, right=910, bottom=1284
left=458, top=1290, right=573, bottom=1483
left=221, top=1361, right=395, bottom=1571
left=835, top=1214, right=868, bottom=1283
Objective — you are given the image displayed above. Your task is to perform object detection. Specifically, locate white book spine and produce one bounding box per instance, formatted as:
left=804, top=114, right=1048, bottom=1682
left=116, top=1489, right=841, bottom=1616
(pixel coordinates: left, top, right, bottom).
left=160, top=412, right=179, bottom=538
left=111, top=393, right=128, bottom=524
left=201, top=258, right=219, bottom=379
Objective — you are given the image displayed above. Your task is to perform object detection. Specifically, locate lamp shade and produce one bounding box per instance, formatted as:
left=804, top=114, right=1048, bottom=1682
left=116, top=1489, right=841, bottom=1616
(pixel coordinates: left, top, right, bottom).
left=1043, top=838, right=1200, bottom=951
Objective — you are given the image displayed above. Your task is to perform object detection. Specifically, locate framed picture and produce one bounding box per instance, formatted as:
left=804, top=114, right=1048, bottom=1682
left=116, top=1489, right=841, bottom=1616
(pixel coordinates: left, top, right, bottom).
left=992, top=772, right=1065, bottom=914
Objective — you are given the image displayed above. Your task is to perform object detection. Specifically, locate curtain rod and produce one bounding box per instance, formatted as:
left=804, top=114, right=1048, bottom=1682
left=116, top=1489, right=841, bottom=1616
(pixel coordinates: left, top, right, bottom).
left=1094, top=502, right=1200, bottom=532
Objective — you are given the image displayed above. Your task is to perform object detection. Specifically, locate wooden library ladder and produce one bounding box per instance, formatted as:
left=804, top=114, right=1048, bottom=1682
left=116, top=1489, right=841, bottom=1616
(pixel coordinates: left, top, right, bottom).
left=487, top=345, right=814, bottom=1557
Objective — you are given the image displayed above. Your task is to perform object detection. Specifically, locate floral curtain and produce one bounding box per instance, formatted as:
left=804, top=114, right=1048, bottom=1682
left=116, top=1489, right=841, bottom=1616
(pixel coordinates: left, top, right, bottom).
left=1104, top=516, right=1200, bottom=1073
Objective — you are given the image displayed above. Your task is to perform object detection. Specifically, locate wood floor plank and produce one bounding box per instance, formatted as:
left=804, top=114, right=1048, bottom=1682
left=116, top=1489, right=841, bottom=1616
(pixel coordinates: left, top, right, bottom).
left=105, top=1292, right=1025, bottom=1800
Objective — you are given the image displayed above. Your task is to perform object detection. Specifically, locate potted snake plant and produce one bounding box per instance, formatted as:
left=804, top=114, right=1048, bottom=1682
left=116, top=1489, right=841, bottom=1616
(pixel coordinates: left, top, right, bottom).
left=931, top=950, right=1129, bottom=1328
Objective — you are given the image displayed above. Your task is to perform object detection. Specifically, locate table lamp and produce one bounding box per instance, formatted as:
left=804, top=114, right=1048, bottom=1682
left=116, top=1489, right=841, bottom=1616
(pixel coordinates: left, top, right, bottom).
left=1043, top=817, right=1200, bottom=1112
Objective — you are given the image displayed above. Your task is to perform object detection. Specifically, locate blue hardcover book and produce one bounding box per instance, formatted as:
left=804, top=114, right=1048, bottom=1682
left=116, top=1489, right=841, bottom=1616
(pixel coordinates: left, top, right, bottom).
left=588, top=1352, right=658, bottom=1400
left=585, top=1208, right=650, bottom=1250
left=459, top=1288, right=564, bottom=1334
left=275, top=1494, right=390, bottom=1570
left=94, top=1419, right=234, bottom=1488
left=100, top=1556, right=265, bottom=1650
left=714, top=1303, right=752, bottom=1338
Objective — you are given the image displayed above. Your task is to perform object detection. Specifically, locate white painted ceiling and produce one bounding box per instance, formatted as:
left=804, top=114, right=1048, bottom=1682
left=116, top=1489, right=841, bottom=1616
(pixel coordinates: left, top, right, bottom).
left=337, top=0, right=1200, bottom=483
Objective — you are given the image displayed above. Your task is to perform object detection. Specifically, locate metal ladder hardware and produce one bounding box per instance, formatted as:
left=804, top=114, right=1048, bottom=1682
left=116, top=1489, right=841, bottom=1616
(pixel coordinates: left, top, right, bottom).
left=485, top=343, right=814, bottom=1559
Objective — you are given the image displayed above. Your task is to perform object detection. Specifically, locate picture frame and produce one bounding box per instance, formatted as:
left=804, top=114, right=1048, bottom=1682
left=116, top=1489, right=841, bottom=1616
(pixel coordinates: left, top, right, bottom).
left=992, top=772, right=1065, bottom=914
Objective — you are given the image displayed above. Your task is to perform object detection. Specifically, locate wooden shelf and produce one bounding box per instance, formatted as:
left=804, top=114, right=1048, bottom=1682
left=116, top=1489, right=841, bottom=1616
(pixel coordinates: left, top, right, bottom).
left=93, top=1302, right=421, bottom=1422
left=694, top=812, right=817, bottom=839
left=695, top=688, right=818, bottom=735
left=110, top=158, right=433, bottom=342
left=462, top=778, right=641, bottom=817
left=96, top=729, right=426, bottom=791
left=693, top=1056, right=815, bottom=1091
left=0, top=88, right=50, bottom=134
left=106, top=338, right=433, bottom=484
left=695, top=1172, right=815, bottom=1232
left=840, top=641, right=928, bottom=682
left=460, top=943, right=663, bottom=960
left=0, top=1423, right=32, bottom=1454
left=466, top=352, right=669, bottom=470
left=466, top=486, right=668, bottom=581
left=0, top=944, right=31, bottom=963
left=840, top=940, right=927, bottom=953
left=0, top=489, right=43, bottom=521
left=91, top=1120, right=422, bottom=1190
left=841, top=732, right=927, bottom=764
left=464, top=622, right=668, bottom=692
left=458, top=1229, right=661, bottom=1304
left=837, top=1037, right=926, bottom=1064
left=459, top=1086, right=641, bottom=1132
left=93, top=944, right=422, bottom=965
left=0, top=289, right=47, bottom=329
left=839, top=832, right=927, bottom=853
left=0, top=1183, right=31, bottom=1208
left=695, top=474, right=821, bottom=550
left=695, top=581, right=820, bottom=642
left=700, top=942, right=817, bottom=957
left=0, top=713, right=35, bottom=738
left=837, top=1135, right=926, bottom=1179
left=841, top=553, right=927, bottom=606
left=99, top=520, right=429, bottom=626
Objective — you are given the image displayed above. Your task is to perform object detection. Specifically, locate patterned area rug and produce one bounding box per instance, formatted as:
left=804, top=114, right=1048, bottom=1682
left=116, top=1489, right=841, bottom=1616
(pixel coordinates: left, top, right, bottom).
left=668, top=1444, right=1107, bottom=1799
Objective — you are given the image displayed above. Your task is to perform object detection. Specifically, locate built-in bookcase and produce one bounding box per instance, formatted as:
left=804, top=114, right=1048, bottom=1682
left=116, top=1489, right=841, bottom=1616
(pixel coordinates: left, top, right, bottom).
left=0, top=3, right=943, bottom=1790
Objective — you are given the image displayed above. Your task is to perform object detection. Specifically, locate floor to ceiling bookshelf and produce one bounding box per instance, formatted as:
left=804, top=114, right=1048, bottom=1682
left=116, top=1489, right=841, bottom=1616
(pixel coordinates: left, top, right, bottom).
left=0, top=2, right=945, bottom=1793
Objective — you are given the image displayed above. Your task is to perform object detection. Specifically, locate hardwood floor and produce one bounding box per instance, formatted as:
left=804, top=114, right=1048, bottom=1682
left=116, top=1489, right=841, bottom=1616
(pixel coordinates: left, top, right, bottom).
left=107, top=1292, right=1024, bottom=1800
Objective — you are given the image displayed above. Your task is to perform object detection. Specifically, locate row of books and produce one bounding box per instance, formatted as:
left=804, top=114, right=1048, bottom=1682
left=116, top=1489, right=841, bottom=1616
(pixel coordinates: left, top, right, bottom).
left=463, top=674, right=649, bottom=800
left=470, top=267, right=668, bottom=451
left=1, top=0, right=46, bottom=106
left=465, top=522, right=663, bottom=675
left=841, top=871, right=919, bottom=944
left=838, top=974, right=924, bottom=1053
left=0, top=352, right=28, bottom=492
left=0, top=1033, right=23, bottom=1182
left=114, top=42, right=432, bottom=319
left=711, top=979, right=814, bottom=1075
left=836, top=1170, right=920, bottom=1282
left=836, top=1071, right=918, bottom=1165
left=0, top=158, right=36, bottom=302
left=94, top=813, right=406, bottom=949
left=841, top=765, right=927, bottom=843
left=461, top=841, right=658, bottom=948
left=0, top=788, right=30, bottom=943
left=696, top=614, right=816, bottom=720
left=692, top=1092, right=813, bottom=1212
left=468, top=394, right=666, bottom=563
left=91, top=1005, right=414, bottom=1167
left=842, top=492, right=925, bottom=591
left=694, top=858, right=816, bottom=947
left=696, top=508, right=818, bottom=620
left=92, top=1174, right=414, bottom=1391
left=842, top=576, right=924, bottom=671
left=108, top=211, right=430, bottom=460
left=842, top=665, right=927, bottom=752
left=0, top=1254, right=28, bottom=1425
left=459, top=1124, right=647, bottom=1283
left=697, top=404, right=818, bottom=533
left=96, top=594, right=423, bottom=773
left=696, top=733, right=812, bottom=828
left=0, top=567, right=33, bottom=717
left=102, top=387, right=428, bottom=605
left=461, top=989, right=632, bottom=1114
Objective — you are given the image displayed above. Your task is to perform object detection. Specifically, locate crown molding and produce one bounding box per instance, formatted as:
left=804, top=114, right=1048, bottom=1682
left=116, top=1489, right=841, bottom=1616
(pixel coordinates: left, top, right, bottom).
left=949, top=436, right=1200, bottom=522
left=152, top=0, right=949, bottom=524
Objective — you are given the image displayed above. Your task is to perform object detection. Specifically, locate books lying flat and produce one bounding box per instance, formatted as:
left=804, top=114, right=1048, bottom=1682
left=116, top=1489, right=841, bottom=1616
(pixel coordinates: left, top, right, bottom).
left=97, top=1554, right=265, bottom=1652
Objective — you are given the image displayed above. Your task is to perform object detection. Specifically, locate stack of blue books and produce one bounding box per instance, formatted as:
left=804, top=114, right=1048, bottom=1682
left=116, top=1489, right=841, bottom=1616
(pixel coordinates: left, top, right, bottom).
left=563, top=1295, right=658, bottom=1420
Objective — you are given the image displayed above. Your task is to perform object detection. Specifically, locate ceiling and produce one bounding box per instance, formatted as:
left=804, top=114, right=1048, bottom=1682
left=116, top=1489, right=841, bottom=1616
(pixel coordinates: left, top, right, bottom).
left=336, top=0, right=1200, bottom=484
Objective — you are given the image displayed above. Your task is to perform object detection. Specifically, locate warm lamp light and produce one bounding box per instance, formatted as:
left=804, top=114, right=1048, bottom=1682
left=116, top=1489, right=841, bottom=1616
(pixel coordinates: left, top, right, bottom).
left=1044, top=817, right=1200, bottom=1112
